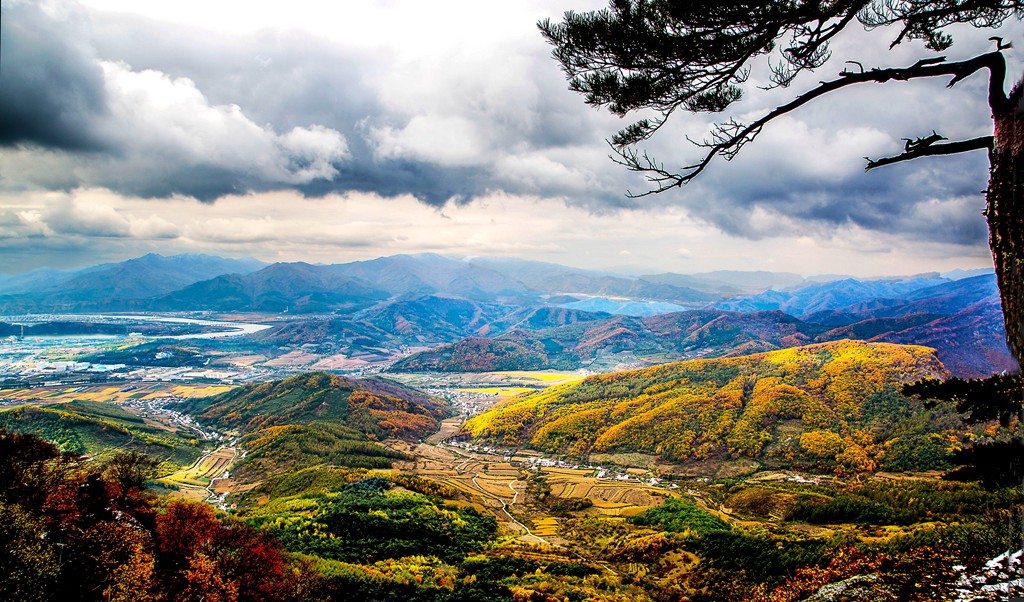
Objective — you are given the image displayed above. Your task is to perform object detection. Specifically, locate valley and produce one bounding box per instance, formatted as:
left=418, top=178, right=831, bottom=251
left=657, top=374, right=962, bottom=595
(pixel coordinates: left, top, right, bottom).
left=1, top=253, right=1021, bottom=601
left=3, top=348, right=1022, bottom=601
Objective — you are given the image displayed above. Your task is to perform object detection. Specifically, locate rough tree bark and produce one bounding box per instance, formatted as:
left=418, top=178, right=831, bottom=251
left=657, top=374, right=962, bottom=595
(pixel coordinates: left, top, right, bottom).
left=989, top=77, right=1024, bottom=368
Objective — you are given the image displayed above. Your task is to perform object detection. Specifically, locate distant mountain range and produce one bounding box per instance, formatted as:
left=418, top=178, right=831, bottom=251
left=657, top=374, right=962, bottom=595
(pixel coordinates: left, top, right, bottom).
left=0, top=253, right=266, bottom=313
left=0, top=253, right=722, bottom=314
left=714, top=276, right=949, bottom=317
left=0, top=252, right=1010, bottom=377
left=0, top=252, right=995, bottom=315
left=392, top=275, right=1014, bottom=377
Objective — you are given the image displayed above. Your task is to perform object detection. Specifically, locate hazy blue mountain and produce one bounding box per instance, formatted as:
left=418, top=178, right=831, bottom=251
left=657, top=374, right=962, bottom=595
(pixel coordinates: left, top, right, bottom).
left=542, top=274, right=716, bottom=305
left=559, top=297, right=691, bottom=316
left=329, top=254, right=535, bottom=303
left=710, top=289, right=793, bottom=313
left=808, top=274, right=1000, bottom=323
left=352, top=294, right=519, bottom=344
left=716, top=276, right=950, bottom=317
left=152, top=262, right=388, bottom=313
left=0, top=253, right=267, bottom=313
left=941, top=267, right=995, bottom=280
left=466, top=256, right=612, bottom=286
left=804, top=273, right=853, bottom=283
left=904, top=273, right=998, bottom=304
left=642, top=270, right=805, bottom=296
left=0, top=253, right=264, bottom=295
left=467, top=256, right=717, bottom=305
left=473, top=306, right=609, bottom=336
left=0, top=267, right=83, bottom=295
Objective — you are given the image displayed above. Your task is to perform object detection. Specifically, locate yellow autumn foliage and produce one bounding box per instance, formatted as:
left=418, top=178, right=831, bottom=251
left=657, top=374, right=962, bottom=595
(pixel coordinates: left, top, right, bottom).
left=463, top=341, right=948, bottom=472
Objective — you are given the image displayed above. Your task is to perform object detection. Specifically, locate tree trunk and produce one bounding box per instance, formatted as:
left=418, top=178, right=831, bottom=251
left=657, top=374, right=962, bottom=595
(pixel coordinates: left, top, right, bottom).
left=988, top=77, right=1024, bottom=369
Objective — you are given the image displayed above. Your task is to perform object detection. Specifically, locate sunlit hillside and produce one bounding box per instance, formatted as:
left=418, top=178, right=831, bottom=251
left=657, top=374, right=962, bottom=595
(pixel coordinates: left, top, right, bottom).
left=179, top=371, right=447, bottom=440
left=464, top=340, right=955, bottom=473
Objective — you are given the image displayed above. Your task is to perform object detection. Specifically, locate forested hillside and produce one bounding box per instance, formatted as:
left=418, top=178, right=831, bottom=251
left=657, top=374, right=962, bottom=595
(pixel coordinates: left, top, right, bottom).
left=0, top=400, right=204, bottom=469
left=464, top=341, right=956, bottom=473
left=179, top=371, right=447, bottom=439
left=174, top=372, right=449, bottom=482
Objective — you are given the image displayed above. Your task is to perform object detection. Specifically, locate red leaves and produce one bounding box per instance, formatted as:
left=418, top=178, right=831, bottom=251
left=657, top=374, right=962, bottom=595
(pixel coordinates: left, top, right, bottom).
left=154, top=500, right=291, bottom=602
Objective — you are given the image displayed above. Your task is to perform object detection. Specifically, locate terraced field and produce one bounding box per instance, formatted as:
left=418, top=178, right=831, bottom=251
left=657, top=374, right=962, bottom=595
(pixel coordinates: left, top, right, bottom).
left=531, top=516, right=560, bottom=537
left=161, top=446, right=238, bottom=502
left=388, top=437, right=673, bottom=548
left=539, top=467, right=668, bottom=518
left=388, top=440, right=534, bottom=536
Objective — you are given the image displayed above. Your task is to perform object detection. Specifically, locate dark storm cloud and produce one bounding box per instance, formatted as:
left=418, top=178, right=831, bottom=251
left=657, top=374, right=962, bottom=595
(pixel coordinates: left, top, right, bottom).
left=0, top=1, right=108, bottom=150
left=679, top=128, right=992, bottom=246
left=99, top=164, right=246, bottom=203
left=0, top=2, right=354, bottom=200
left=642, top=43, right=1005, bottom=247
left=686, top=148, right=988, bottom=243
left=88, top=15, right=380, bottom=133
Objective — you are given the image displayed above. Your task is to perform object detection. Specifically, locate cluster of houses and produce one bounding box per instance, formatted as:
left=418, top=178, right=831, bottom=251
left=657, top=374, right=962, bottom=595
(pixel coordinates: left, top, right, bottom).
left=121, top=395, right=224, bottom=441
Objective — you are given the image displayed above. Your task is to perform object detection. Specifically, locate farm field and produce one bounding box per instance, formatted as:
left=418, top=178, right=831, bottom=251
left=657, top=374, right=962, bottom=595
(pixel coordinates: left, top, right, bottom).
left=457, top=386, right=535, bottom=397
left=390, top=369, right=587, bottom=393
left=537, top=466, right=669, bottom=517
left=489, top=371, right=588, bottom=384
left=424, top=417, right=465, bottom=444
left=388, top=440, right=528, bottom=534
left=0, top=382, right=234, bottom=405
left=388, top=369, right=591, bottom=417
left=260, top=350, right=321, bottom=367
left=161, top=446, right=239, bottom=502
left=387, top=437, right=674, bottom=547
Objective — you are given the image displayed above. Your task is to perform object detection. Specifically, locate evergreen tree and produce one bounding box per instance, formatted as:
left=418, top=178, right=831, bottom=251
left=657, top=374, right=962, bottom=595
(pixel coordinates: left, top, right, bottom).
left=905, top=374, right=1024, bottom=485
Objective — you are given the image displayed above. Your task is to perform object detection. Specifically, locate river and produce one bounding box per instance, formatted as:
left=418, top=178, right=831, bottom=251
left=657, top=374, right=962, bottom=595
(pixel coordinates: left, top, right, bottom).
left=1, top=313, right=273, bottom=340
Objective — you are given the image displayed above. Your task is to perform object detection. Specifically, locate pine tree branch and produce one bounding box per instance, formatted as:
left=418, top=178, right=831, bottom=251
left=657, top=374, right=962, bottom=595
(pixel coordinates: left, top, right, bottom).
left=617, top=51, right=1008, bottom=197
left=865, top=135, right=993, bottom=170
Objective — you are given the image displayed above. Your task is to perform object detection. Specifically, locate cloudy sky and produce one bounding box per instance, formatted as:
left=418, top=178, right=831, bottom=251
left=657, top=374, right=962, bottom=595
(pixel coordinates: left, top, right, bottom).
left=1, top=0, right=1021, bottom=276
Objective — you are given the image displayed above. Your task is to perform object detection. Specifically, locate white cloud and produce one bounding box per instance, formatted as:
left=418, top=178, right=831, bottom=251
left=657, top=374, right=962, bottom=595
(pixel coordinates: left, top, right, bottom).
left=97, top=60, right=350, bottom=185
left=129, top=213, right=181, bottom=238
left=0, top=187, right=994, bottom=276
left=276, top=125, right=350, bottom=182
left=750, top=119, right=892, bottom=179
left=368, top=115, right=489, bottom=167
left=43, top=196, right=133, bottom=237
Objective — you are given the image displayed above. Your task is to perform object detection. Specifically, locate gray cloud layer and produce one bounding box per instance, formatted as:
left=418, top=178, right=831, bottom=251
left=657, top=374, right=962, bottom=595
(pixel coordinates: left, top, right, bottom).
left=1, top=0, right=1017, bottom=250
left=0, top=1, right=108, bottom=150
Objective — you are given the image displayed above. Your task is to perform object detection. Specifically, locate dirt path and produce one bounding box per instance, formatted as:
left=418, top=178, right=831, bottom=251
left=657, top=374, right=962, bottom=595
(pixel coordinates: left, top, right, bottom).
left=205, top=446, right=239, bottom=504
